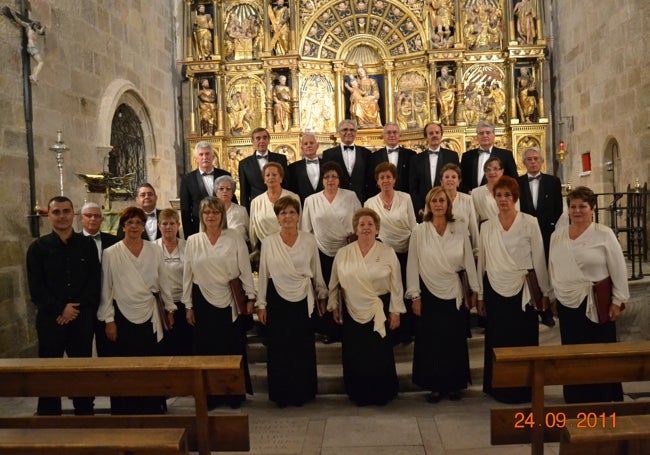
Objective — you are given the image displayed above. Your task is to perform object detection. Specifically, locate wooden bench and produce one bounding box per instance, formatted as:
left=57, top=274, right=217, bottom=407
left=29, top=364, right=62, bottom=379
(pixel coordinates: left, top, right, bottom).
left=0, top=427, right=188, bottom=454
left=0, top=355, right=249, bottom=455
left=490, top=341, right=650, bottom=455
left=560, top=414, right=650, bottom=455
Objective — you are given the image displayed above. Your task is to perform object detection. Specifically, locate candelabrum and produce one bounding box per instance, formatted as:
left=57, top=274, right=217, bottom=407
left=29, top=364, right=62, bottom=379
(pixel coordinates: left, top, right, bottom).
left=49, top=130, right=69, bottom=196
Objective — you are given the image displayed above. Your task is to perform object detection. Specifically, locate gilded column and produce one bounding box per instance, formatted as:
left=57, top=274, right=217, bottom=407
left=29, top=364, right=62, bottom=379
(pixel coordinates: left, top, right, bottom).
left=290, top=66, right=299, bottom=130
left=264, top=67, right=274, bottom=129
left=507, top=0, right=516, bottom=44
left=384, top=59, right=394, bottom=122
left=454, top=63, right=465, bottom=125
left=216, top=72, right=225, bottom=134
left=333, top=61, right=345, bottom=124
left=535, top=0, right=543, bottom=42
left=263, top=0, right=270, bottom=55
left=536, top=58, right=544, bottom=119
left=212, top=0, right=220, bottom=58
left=189, top=75, right=196, bottom=135
left=509, top=61, right=517, bottom=123
left=185, top=0, right=194, bottom=60
left=428, top=57, right=439, bottom=122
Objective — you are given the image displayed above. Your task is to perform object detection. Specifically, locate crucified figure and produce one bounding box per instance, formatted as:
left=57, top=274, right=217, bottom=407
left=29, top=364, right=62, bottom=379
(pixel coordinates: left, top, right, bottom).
left=3, top=6, right=46, bottom=83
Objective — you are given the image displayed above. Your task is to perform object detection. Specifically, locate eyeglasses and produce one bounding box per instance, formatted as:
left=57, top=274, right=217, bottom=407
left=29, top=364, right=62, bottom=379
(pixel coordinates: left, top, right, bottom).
left=124, top=220, right=144, bottom=227
left=216, top=187, right=233, bottom=192
left=82, top=213, right=102, bottom=219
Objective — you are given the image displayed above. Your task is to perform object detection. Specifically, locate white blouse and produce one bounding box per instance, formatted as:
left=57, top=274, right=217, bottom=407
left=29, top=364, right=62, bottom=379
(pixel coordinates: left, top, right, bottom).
left=226, top=203, right=250, bottom=242
left=327, top=241, right=405, bottom=337
left=301, top=189, right=361, bottom=257
left=257, top=232, right=328, bottom=316
left=364, top=191, right=416, bottom=253
left=549, top=223, right=629, bottom=322
left=451, top=191, right=480, bottom=255
left=154, top=237, right=186, bottom=303
left=98, top=241, right=175, bottom=342
left=182, top=229, right=255, bottom=321
left=405, top=221, right=479, bottom=309
left=472, top=185, right=520, bottom=224
left=478, top=212, right=551, bottom=309
left=249, top=189, right=300, bottom=249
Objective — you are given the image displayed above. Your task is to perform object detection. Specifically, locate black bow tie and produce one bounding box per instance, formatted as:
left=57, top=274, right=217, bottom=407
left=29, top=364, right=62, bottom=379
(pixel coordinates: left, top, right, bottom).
left=343, top=146, right=354, bottom=151
left=479, top=149, right=490, bottom=154
left=90, top=233, right=101, bottom=240
left=528, top=175, right=541, bottom=182
left=387, top=148, right=399, bottom=153
left=428, top=149, right=439, bottom=155
left=256, top=154, right=268, bottom=159
left=201, top=171, right=213, bottom=176
left=147, top=212, right=156, bottom=218
left=306, top=159, right=319, bottom=164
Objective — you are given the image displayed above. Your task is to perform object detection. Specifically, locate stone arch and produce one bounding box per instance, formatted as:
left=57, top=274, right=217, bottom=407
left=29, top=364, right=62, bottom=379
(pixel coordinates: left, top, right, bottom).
left=96, top=79, right=157, bottom=159
left=602, top=135, right=621, bottom=193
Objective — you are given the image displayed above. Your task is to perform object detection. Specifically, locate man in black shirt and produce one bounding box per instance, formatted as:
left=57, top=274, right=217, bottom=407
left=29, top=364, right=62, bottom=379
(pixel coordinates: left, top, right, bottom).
left=26, top=196, right=101, bottom=415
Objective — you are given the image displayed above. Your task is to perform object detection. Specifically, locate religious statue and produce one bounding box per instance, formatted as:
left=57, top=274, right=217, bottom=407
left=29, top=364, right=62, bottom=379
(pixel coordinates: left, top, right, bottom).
left=513, top=0, right=537, bottom=45
left=428, top=0, right=455, bottom=48
left=517, top=67, right=538, bottom=123
left=269, top=0, right=290, bottom=56
left=436, top=66, right=456, bottom=126
left=192, top=4, right=213, bottom=60
left=345, top=64, right=382, bottom=128
left=464, top=0, right=502, bottom=50
left=197, top=78, right=217, bottom=136
left=227, top=91, right=252, bottom=136
left=3, top=6, right=46, bottom=83
left=486, top=80, right=506, bottom=124
left=224, top=8, right=259, bottom=61
left=273, top=75, right=292, bottom=132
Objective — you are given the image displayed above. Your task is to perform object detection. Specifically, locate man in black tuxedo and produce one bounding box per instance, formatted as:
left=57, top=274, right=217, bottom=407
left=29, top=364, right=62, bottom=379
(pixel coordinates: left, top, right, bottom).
left=287, top=133, right=324, bottom=205
left=460, top=120, right=518, bottom=193
left=321, top=119, right=372, bottom=204
left=79, top=202, right=119, bottom=368
left=409, top=122, right=460, bottom=218
left=517, top=146, right=563, bottom=327
left=368, top=122, right=415, bottom=197
left=180, top=141, right=232, bottom=238
left=117, top=183, right=162, bottom=241
left=238, top=127, right=288, bottom=212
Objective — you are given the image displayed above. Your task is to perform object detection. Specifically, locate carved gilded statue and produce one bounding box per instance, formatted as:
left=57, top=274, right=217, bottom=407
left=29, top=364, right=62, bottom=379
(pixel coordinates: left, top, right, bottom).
left=464, top=0, right=502, bottom=50
left=300, top=74, right=335, bottom=132
left=513, top=0, right=536, bottom=45
left=193, top=4, right=213, bottom=60
left=273, top=75, right=292, bottom=132
left=428, top=0, right=455, bottom=48
left=437, top=66, right=456, bottom=126
left=486, top=80, right=506, bottom=125
left=198, top=79, right=217, bottom=136
left=224, top=6, right=259, bottom=61
left=345, top=64, right=382, bottom=128
left=227, top=91, right=252, bottom=136
left=517, top=67, right=538, bottom=123
left=270, top=0, right=290, bottom=56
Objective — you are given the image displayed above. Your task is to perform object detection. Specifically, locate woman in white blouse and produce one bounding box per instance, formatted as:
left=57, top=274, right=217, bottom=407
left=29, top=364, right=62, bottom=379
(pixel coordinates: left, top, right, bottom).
left=477, top=176, right=551, bottom=404
left=472, top=156, right=503, bottom=224
left=249, top=162, right=300, bottom=250
left=257, top=197, right=328, bottom=407
left=214, top=175, right=249, bottom=243
left=364, top=162, right=416, bottom=344
left=183, top=197, right=256, bottom=408
left=99, top=206, right=175, bottom=414
left=302, top=161, right=361, bottom=343
left=328, top=208, right=405, bottom=406
left=406, top=187, right=479, bottom=403
left=549, top=186, right=628, bottom=403
left=155, top=208, right=191, bottom=355
left=440, top=163, right=480, bottom=256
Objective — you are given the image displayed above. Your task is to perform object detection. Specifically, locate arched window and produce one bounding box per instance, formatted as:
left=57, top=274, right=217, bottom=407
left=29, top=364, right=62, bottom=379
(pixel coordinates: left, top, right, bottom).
left=109, top=103, right=145, bottom=194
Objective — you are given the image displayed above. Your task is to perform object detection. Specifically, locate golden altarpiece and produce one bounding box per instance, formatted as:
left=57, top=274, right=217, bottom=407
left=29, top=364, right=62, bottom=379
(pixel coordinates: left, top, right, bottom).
left=182, top=0, right=548, bottom=178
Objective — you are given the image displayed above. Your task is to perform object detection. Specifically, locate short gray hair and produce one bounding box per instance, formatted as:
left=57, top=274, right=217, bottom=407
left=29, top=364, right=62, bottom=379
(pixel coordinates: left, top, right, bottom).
left=476, top=120, right=495, bottom=134
left=338, top=119, right=358, bottom=131
left=194, top=141, right=214, bottom=156
left=522, top=146, right=544, bottom=162
left=383, top=122, right=400, bottom=134
left=80, top=202, right=101, bottom=213
left=214, top=175, right=237, bottom=193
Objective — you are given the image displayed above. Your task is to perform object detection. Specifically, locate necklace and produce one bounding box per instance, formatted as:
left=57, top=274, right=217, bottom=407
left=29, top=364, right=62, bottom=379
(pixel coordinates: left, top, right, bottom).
left=379, top=193, right=393, bottom=210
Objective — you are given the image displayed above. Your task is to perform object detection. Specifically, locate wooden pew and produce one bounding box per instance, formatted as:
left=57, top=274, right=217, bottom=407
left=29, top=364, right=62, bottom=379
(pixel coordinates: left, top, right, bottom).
left=0, top=356, right=249, bottom=455
left=489, top=341, right=650, bottom=455
left=0, top=427, right=188, bottom=454
left=560, top=414, right=650, bottom=455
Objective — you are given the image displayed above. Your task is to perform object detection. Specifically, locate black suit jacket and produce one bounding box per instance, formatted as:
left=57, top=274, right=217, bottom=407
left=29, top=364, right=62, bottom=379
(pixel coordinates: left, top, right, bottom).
left=99, top=232, right=119, bottom=251
left=180, top=168, right=232, bottom=238
left=238, top=152, right=288, bottom=212
left=517, top=173, right=563, bottom=259
left=117, top=208, right=162, bottom=241
left=409, top=148, right=459, bottom=217
left=367, top=146, right=416, bottom=196
left=460, top=146, right=518, bottom=193
left=287, top=158, right=324, bottom=205
left=322, top=145, right=372, bottom=204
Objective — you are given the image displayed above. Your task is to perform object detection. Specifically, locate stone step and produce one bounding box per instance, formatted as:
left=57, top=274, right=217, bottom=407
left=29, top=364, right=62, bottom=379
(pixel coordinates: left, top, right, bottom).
left=247, top=320, right=560, bottom=395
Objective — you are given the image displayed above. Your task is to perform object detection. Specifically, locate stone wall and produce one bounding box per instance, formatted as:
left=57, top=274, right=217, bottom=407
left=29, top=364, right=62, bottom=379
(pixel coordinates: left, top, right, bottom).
left=0, top=0, right=180, bottom=357
left=552, top=0, right=650, bottom=193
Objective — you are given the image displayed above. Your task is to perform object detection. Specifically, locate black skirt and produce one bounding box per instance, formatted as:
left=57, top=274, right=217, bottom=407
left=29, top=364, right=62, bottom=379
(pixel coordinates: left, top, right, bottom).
left=482, top=275, right=538, bottom=404
left=265, top=280, right=317, bottom=405
left=412, top=278, right=470, bottom=393
left=558, top=297, right=623, bottom=403
left=192, top=284, right=253, bottom=395
left=341, top=294, right=398, bottom=406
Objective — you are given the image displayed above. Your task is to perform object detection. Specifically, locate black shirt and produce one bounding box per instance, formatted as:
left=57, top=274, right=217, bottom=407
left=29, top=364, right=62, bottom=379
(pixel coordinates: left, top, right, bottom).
left=26, top=231, right=101, bottom=316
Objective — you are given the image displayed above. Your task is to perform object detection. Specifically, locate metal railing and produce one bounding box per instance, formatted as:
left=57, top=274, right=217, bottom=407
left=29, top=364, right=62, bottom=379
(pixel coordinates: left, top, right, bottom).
left=594, top=183, right=648, bottom=280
